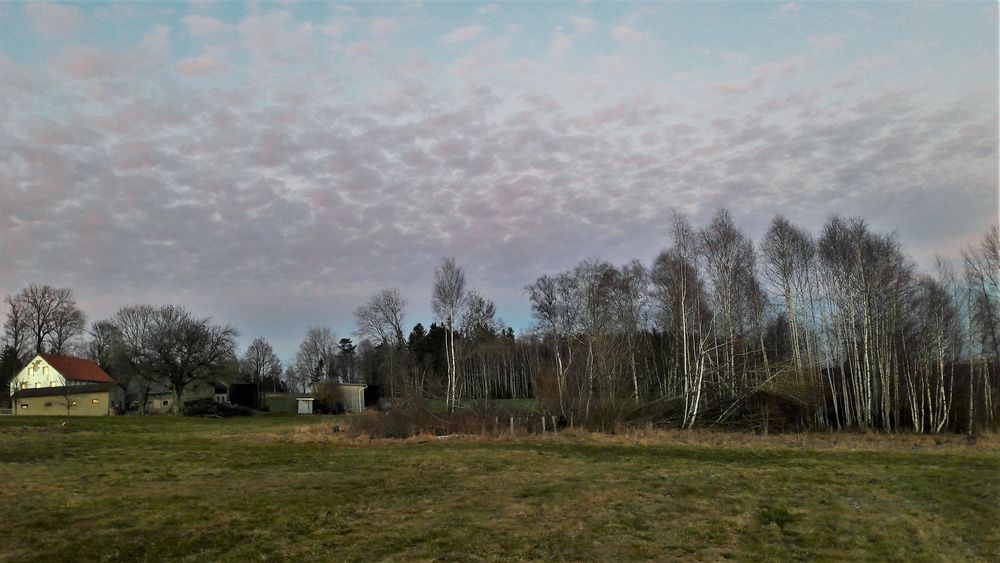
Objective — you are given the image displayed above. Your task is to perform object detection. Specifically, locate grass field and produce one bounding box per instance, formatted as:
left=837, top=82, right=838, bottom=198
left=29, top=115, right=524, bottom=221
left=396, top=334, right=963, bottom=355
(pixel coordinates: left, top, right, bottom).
left=1, top=415, right=997, bottom=562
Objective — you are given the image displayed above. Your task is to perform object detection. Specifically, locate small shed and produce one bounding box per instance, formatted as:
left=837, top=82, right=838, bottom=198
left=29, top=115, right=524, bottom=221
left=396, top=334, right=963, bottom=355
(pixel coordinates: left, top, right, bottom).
left=296, top=397, right=315, bottom=415
left=332, top=383, right=368, bottom=413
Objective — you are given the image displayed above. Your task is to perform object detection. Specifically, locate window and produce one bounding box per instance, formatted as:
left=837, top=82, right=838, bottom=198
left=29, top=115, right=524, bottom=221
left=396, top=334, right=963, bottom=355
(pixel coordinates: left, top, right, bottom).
left=50, top=382, right=56, bottom=387
left=92, top=399, right=100, bottom=404
left=44, top=402, right=53, bottom=407
left=20, top=404, right=27, bottom=409
left=34, top=382, right=40, bottom=388
left=162, top=400, right=169, bottom=406
left=42, top=366, right=49, bottom=376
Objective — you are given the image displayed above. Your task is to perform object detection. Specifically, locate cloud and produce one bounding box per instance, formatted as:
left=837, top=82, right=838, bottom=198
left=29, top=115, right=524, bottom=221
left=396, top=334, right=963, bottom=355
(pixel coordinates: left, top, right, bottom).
left=477, top=4, right=499, bottom=15
left=26, top=2, right=85, bottom=35
left=611, top=26, right=645, bottom=45
left=720, top=51, right=750, bottom=63
left=51, top=45, right=121, bottom=79
left=183, top=14, right=232, bottom=37
left=238, top=10, right=318, bottom=64
left=370, top=18, right=399, bottom=38
left=1, top=4, right=995, bottom=359
left=809, top=34, right=845, bottom=49
left=772, top=3, right=799, bottom=18
left=441, top=25, right=485, bottom=45
left=176, top=56, right=224, bottom=75
left=568, top=15, right=595, bottom=34
left=713, top=56, right=805, bottom=95
left=549, top=27, right=572, bottom=59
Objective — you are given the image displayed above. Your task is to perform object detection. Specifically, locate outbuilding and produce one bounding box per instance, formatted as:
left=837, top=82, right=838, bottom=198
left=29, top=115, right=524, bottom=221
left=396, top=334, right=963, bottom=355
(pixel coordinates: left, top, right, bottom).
left=296, top=397, right=315, bottom=415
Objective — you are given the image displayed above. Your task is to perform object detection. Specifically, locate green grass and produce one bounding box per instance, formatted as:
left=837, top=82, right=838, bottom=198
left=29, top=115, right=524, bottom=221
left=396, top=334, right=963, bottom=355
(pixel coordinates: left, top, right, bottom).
left=0, top=415, right=997, bottom=561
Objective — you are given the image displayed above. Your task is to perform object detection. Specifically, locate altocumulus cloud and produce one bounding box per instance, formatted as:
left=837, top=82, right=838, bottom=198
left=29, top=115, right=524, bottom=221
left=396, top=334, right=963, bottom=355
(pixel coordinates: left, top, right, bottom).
left=0, top=2, right=995, bottom=357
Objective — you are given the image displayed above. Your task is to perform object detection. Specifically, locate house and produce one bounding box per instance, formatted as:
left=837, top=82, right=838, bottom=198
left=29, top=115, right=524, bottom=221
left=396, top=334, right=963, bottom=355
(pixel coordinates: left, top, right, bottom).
left=10, top=354, right=123, bottom=416
left=127, top=379, right=229, bottom=413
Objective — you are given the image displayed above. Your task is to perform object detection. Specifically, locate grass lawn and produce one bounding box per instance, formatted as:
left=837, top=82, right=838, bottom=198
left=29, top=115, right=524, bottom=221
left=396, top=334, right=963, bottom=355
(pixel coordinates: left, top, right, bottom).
left=0, top=415, right=997, bottom=562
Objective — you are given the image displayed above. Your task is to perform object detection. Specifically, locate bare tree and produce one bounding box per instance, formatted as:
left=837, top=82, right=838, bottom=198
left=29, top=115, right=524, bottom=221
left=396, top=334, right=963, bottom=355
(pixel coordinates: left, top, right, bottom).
left=609, top=260, right=649, bottom=401
left=113, top=305, right=238, bottom=413
left=432, top=257, right=467, bottom=412
left=652, top=217, right=712, bottom=427
left=84, top=320, right=120, bottom=368
left=527, top=273, right=581, bottom=414
left=241, top=337, right=284, bottom=392
left=294, top=327, right=338, bottom=389
left=700, top=209, right=756, bottom=397
left=2, top=294, right=30, bottom=363
left=354, top=288, right=407, bottom=348
left=963, top=226, right=1000, bottom=362
left=4, top=285, right=86, bottom=355
left=761, top=216, right=817, bottom=381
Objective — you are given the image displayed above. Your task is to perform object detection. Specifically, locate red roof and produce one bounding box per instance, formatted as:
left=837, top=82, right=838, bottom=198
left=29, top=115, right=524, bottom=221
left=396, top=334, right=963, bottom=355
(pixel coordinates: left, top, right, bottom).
left=39, top=354, right=116, bottom=383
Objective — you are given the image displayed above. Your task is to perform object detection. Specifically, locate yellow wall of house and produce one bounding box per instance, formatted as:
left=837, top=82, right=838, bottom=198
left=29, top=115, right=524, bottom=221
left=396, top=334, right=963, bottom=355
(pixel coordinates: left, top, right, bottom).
left=14, top=391, right=111, bottom=416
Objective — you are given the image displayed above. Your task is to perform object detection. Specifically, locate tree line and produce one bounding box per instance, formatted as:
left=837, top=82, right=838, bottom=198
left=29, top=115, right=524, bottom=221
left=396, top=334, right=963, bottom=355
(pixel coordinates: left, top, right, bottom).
left=348, top=210, right=999, bottom=434
left=2, top=209, right=998, bottom=432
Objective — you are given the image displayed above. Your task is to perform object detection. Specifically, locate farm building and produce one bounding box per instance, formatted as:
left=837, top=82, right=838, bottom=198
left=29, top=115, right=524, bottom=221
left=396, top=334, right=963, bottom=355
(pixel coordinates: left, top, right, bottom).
left=267, top=383, right=377, bottom=414
left=126, top=379, right=229, bottom=413
left=10, top=354, right=123, bottom=416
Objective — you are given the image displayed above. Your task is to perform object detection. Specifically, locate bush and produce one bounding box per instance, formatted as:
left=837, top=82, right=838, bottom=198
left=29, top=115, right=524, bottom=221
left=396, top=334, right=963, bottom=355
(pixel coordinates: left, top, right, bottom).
left=182, top=398, right=254, bottom=418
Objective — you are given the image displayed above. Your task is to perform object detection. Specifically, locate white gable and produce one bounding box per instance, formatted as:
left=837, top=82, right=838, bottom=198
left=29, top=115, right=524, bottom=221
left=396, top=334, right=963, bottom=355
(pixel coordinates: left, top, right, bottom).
left=10, top=356, right=68, bottom=395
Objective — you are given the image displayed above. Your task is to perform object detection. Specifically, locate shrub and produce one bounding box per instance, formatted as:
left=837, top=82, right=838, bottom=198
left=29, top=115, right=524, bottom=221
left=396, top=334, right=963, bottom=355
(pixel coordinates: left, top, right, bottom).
left=348, top=400, right=548, bottom=439
left=182, top=398, right=254, bottom=418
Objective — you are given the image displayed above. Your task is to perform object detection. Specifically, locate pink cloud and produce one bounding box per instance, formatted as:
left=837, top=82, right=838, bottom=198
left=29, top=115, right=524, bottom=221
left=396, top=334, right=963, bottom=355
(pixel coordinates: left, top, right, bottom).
left=569, top=15, right=595, bottom=34
left=52, top=46, right=116, bottom=80
left=441, top=25, right=485, bottom=45
left=549, top=27, right=572, bottom=59
left=809, top=34, right=845, bottom=49
left=713, top=56, right=805, bottom=95
left=370, top=18, right=399, bottom=38
left=176, top=56, right=224, bottom=75
left=183, top=14, right=232, bottom=37
left=611, top=26, right=645, bottom=45
left=26, top=2, right=85, bottom=36
left=772, top=3, right=799, bottom=18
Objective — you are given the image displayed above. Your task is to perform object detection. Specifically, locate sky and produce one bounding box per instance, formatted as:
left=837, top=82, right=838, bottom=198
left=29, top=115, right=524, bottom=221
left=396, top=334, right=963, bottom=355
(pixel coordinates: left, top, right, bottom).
left=0, top=1, right=997, bottom=361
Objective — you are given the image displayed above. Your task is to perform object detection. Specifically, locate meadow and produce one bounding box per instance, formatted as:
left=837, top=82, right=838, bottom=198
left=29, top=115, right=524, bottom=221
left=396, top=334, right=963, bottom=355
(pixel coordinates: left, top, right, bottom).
left=1, top=415, right=997, bottom=562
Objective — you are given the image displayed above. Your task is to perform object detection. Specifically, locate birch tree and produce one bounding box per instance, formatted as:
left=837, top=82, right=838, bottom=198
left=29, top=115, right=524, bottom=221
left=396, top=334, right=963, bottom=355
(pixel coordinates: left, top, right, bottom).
left=432, top=258, right=466, bottom=412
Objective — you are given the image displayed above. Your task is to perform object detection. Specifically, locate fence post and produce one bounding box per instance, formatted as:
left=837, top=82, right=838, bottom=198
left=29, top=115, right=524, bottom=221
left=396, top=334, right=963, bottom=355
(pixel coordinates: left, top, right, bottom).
left=542, top=416, right=546, bottom=433
left=509, top=416, right=514, bottom=435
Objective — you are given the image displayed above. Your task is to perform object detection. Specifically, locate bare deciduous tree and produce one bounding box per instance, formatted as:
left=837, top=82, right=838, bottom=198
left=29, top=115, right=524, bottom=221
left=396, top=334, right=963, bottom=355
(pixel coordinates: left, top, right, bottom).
left=241, top=337, right=284, bottom=392
left=4, top=285, right=86, bottom=355
left=432, top=257, right=467, bottom=412
left=354, top=288, right=407, bottom=348
left=113, top=305, right=238, bottom=413
left=294, top=327, right=338, bottom=389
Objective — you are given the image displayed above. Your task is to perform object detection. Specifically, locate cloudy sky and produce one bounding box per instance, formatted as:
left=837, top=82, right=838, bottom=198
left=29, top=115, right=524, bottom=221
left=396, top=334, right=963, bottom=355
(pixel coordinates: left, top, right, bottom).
left=0, top=1, right=997, bottom=359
